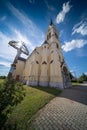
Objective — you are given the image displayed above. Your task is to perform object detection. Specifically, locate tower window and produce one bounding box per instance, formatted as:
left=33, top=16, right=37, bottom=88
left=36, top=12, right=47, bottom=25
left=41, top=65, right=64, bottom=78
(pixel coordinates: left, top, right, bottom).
left=47, top=35, right=49, bottom=40
left=55, top=33, right=58, bottom=39
left=56, top=44, right=59, bottom=48
left=50, top=60, right=53, bottom=64
left=47, top=32, right=51, bottom=40
left=49, top=32, right=51, bottom=38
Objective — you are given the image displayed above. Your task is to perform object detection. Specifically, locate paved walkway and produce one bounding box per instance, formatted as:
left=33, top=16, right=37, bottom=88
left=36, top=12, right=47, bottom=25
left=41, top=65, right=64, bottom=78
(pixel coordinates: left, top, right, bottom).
left=31, top=84, right=87, bottom=130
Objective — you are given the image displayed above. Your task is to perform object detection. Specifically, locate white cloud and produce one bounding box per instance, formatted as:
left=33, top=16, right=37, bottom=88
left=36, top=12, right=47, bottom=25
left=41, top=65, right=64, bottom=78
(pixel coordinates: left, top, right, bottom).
left=7, top=2, right=44, bottom=38
left=14, top=29, right=35, bottom=51
left=59, top=30, right=64, bottom=37
left=84, top=72, right=87, bottom=75
left=0, top=31, right=16, bottom=59
left=29, top=0, right=35, bottom=4
left=56, top=1, right=72, bottom=24
left=0, top=16, right=6, bottom=22
left=45, top=0, right=55, bottom=11
left=0, top=61, right=10, bottom=67
left=62, top=39, right=87, bottom=52
left=6, top=2, right=45, bottom=49
left=72, top=21, right=87, bottom=36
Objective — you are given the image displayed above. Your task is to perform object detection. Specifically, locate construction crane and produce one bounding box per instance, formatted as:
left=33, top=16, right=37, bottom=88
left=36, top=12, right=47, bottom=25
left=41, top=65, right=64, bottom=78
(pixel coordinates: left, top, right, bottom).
left=8, top=41, right=29, bottom=79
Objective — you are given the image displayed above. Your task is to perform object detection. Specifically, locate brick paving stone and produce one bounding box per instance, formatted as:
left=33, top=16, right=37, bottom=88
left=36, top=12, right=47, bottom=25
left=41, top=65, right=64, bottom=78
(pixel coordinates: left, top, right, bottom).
left=31, top=84, right=87, bottom=130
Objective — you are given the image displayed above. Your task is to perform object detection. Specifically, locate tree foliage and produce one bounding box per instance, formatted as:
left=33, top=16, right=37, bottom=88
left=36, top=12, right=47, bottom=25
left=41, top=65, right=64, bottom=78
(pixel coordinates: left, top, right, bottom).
left=0, top=76, right=6, bottom=79
left=78, top=73, right=87, bottom=82
left=0, top=79, right=25, bottom=129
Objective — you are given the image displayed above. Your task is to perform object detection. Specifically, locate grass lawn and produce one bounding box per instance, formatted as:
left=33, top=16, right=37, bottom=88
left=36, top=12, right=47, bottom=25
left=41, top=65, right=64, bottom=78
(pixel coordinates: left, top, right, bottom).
left=6, top=85, right=61, bottom=130
left=0, top=79, right=5, bottom=84
left=72, top=82, right=80, bottom=86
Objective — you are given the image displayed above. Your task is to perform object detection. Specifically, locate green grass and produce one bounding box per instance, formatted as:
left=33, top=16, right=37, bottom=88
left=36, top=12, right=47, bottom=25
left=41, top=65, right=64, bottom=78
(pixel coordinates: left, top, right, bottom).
left=72, top=82, right=80, bottom=86
left=6, top=85, right=61, bottom=130
left=0, top=79, right=5, bottom=84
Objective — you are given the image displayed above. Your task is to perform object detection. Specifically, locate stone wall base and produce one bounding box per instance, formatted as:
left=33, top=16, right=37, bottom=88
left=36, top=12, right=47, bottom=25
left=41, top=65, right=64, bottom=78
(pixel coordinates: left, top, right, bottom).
left=66, top=82, right=72, bottom=88
left=26, top=80, right=38, bottom=86
left=25, top=80, right=72, bottom=89
left=39, top=81, right=49, bottom=87
left=49, top=82, right=64, bottom=89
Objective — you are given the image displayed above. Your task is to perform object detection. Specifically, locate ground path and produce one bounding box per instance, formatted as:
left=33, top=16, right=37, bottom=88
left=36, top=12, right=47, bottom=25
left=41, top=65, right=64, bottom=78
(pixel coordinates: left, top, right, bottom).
left=31, top=84, right=87, bottom=130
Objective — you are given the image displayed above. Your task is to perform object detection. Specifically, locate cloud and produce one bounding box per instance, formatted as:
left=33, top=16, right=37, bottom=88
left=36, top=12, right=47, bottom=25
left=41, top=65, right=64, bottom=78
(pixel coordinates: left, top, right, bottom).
left=7, top=2, right=44, bottom=37
left=59, top=30, right=64, bottom=37
left=29, top=0, right=35, bottom=4
left=0, top=31, right=16, bottom=59
left=72, top=21, right=87, bottom=36
left=0, top=61, right=10, bottom=67
left=44, top=0, right=55, bottom=11
left=84, top=72, right=87, bottom=75
left=6, top=2, right=45, bottom=48
left=62, top=39, right=87, bottom=52
left=0, top=16, right=6, bottom=22
left=14, top=29, right=35, bottom=51
left=56, top=1, right=72, bottom=24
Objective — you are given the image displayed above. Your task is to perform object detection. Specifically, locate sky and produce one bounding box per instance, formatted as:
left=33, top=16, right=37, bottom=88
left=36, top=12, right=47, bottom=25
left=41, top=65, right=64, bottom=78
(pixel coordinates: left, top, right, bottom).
left=0, top=0, right=87, bottom=77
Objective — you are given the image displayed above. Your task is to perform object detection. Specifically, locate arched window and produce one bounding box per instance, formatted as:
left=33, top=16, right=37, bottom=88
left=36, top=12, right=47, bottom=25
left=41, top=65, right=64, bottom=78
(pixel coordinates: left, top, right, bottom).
left=47, top=35, right=49, bottom=40
left=56, top=44, right=59, bottom=48
left=55, top=33, right=58, bottom=39
left=49, top=32, right=51, bottom=38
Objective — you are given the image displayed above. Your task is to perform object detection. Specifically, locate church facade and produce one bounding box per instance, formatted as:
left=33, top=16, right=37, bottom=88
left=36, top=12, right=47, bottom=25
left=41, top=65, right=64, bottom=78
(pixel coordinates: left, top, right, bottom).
left=12, top=20, right=71, bottom=89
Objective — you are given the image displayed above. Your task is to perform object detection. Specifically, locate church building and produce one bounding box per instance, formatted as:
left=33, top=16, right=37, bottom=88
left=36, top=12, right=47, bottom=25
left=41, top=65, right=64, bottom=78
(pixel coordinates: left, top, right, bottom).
left=12, top=20, right=71, bottom=89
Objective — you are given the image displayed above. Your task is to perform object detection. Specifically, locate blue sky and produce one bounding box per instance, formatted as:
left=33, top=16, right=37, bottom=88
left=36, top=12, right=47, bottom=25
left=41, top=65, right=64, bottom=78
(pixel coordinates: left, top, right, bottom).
left=0, top=0, right=87, bottom=77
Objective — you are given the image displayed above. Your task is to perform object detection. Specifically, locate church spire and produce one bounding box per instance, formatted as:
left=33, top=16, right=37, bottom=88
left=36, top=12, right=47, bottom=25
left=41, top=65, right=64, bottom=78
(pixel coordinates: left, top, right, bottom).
left=50, top=19, right=53, bottom=25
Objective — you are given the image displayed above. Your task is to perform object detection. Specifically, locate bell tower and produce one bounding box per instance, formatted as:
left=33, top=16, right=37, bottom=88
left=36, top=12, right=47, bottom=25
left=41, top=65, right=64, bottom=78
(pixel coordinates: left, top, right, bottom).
left=46, top=19, right=61, bottom=49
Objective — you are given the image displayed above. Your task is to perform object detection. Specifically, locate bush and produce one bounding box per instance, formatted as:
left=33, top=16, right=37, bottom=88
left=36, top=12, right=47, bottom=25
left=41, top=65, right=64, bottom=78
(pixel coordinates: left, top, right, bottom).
left=0, top=76, right=6, bottom=79
left=77, top=79, right=83, bottom=83
left=71, top=79, right=77, bottom=82
left=0, top=79, right=25, bottom=129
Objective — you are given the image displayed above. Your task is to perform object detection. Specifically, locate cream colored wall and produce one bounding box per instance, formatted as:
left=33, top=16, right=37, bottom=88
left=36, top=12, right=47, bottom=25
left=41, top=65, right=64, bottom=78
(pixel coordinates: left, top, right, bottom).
left=22, top=39, right=63, bottom=83
left=22, top=47, right=42, bottom=81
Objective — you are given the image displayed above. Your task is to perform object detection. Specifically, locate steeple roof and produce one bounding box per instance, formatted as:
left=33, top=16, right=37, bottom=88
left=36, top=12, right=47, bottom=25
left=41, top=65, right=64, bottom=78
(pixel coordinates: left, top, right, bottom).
left=50, top=19, right=53, bottom=25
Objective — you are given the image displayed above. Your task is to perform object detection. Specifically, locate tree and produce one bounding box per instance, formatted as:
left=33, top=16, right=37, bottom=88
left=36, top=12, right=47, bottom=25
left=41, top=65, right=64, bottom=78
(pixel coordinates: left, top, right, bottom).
left=0, top=79, right=25, bottom=129
left=78, top=73, right=87, bottom=82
